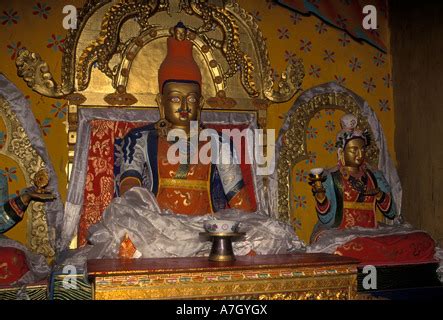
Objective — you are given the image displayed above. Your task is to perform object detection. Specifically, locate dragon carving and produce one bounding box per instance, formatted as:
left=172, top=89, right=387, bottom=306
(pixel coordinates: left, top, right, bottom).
left=76, top=0, right=169, bottom=90
left=181, top=0, right=259, bottom=97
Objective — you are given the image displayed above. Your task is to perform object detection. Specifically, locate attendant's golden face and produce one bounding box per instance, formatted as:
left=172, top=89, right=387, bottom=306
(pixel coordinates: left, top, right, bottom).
left=343, top=138, right=366, bottom=167
left=158, top=82, right=202, bottom=128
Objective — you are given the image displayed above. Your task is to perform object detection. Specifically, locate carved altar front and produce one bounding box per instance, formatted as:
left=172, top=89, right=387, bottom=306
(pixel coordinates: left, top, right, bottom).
left=88, top=254, right=358, bottom=300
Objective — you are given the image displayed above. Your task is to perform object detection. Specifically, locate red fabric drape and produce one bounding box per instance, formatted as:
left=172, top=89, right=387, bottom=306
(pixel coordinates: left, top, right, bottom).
left=78, top=120, right=147, bottom=246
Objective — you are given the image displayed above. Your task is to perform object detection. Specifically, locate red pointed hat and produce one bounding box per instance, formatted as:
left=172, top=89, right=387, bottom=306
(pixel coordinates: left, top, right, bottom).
left=158, top=25, right=202, bottom=92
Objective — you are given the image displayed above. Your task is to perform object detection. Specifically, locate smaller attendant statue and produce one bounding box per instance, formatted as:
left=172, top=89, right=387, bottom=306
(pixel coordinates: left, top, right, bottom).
left=308, top=114, right=436, bottom=264
left=0, top=169, right=55, bottom=286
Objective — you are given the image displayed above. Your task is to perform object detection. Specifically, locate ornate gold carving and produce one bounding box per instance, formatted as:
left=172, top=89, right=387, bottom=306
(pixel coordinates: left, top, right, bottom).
left=277, top=92, right=379, bottom=222
left=17, top=0, right=305, bottom=106
left=89, top=263, right=357, bottom=300
left=28, top=201, right=54, bottom=259
left=0, top=95, right=54, bottom=260
left=89, top=263, right=356, bottom=277
left=263, top=61, right=305, bottom=103
left=15, top=0, right=117, bottom=97
left=252, top=98, right=270, bottom=110
left=206, top=90, right=237, bottom=109
left=92, top=269, right=357, bottom=300
left=76, top=0, right=169, bottom=91
left=15, top=49, right=67, bottom=98
left=65, top=93, right=87, bottom=105
left=62, top=0, right=113, bottom=94
left=76, top=0, right=295, bottom=100
left=258, top=290, right=348, bottom=300
left=181, top=0, right=258, bottom=97
left=103, top=90, right=138, bottom=106
left=33, top=169, right=49, bottom=193
left=226, top=0, right=304, bottom=102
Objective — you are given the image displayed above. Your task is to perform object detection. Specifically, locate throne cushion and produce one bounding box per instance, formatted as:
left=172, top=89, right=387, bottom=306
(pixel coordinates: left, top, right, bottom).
left=335, top=231, right=436, bottom=266
left=78, top=120, right=258, bottom=246
left=0, top=247, right=29, bottom=285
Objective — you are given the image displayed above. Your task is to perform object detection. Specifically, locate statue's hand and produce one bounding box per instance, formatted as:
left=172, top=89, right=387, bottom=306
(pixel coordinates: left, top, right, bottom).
left=20, top=192, right=56, bottom=205
left=311, top=183, right=325, bottom=193
left=311, top=183, right=326, bottom=203
left=29, top=192, right=57, bottom=202
left=313, top=191, right=326, bottom=204
left=374, top=188, right=384, bottom=201
left=308, top=174, right=327, bottom=204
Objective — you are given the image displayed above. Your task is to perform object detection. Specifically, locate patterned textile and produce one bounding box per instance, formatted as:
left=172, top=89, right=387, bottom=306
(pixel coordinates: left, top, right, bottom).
left=0, top=247, right=29, bottom=285
left=155, top=135, right=213, bottom=215
left=277, top=0, right=387, bottom=52
left=335, top=232, right=436, bottom=265
left=78, top=120, right=148, bottom=246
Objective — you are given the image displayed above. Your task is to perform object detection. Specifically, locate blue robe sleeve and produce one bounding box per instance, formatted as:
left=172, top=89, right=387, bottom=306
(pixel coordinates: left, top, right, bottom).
left=0, top=174, right=8, bottom=204
left=0, top=175, right=26, bottom=234
left=316, top=172, right=337, bottom=226
left=0, top=205, right=21, bottom=234
left=120, top=128, right=150, bottom=188
left=216, top=135, right=245, bottom=202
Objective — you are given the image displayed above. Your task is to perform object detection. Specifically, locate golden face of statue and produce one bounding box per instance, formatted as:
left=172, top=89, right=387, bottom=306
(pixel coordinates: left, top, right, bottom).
left=174, top=26, right=186, bottom=41
left=343, top=138, right=366, bottom=168
left=158, top=81, right=202, bottom=131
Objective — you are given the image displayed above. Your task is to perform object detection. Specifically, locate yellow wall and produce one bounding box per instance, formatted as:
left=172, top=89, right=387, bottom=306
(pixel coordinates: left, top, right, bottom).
left=234, top=1, right=396, bottom=243
left=0, top=0, right=395, bottom=244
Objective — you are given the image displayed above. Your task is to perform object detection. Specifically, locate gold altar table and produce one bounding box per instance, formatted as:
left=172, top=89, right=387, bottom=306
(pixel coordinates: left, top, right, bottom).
left=87, top=254, right=359, bottom=300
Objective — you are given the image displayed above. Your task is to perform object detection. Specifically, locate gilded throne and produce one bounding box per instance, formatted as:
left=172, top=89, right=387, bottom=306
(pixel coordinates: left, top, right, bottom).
left=50, top=0, right=306, bottom=249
